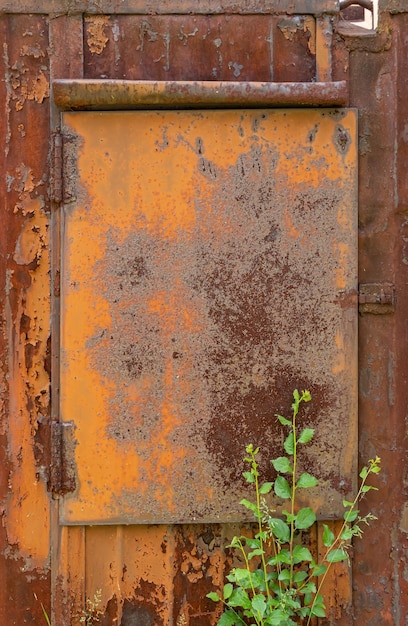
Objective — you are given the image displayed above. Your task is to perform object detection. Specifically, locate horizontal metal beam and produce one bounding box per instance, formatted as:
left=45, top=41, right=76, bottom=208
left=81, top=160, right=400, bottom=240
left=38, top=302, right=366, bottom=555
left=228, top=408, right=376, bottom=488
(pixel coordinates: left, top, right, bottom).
left=0, top=0, right=339, bottom=15
left=53, top=79, right=349, bottom=110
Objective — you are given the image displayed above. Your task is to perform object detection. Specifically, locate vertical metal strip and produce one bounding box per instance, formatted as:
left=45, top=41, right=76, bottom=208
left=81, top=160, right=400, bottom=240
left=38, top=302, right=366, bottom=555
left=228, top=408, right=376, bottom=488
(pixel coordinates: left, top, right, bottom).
left=316, top=15, right=333, bottom=82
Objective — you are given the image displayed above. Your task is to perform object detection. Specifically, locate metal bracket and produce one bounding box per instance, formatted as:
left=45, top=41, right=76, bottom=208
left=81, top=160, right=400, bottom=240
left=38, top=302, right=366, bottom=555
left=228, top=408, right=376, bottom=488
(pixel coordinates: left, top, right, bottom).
left=49, top=420, right=77, bottom=496
left=358, top=283, right=395, bottom=314
left=50, top=131, right=63, bottom=206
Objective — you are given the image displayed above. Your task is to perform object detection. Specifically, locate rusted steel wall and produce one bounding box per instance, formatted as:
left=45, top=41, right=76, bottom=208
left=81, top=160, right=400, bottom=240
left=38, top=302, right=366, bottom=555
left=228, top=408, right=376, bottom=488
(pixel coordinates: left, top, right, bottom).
left=337, top=6, right=408, bottom=624
left=0, top=2, right=407, bottom=625
left=0, top=12, right=52, bottom=625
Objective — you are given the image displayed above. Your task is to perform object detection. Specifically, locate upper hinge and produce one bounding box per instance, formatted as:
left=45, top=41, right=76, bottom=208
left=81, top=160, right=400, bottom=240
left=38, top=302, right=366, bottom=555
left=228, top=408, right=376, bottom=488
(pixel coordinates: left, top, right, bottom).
left=358, top=282, right=396, bottom=314
left=50, top=131, right=63, bottom=205
left=49, top=419, right=77, bottom=496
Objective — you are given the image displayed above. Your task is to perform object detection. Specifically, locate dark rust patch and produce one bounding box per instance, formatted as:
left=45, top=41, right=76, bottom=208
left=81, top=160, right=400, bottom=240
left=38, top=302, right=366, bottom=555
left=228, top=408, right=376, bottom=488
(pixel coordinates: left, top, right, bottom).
left=334, top=123, right=352, bottom=154
left=172, top=524, right=226, bottom=625
left=120, top=580, right=165, bottom=626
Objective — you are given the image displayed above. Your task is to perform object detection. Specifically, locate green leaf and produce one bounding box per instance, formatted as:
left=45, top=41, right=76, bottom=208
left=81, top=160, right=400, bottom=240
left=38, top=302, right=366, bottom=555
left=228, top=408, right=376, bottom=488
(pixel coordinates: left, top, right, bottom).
left=293, top=570, right=308, bottom=584
left=223, top=584, right=233, bottom=600
left=309, top=563, right=326, bottom=577
left=344, top=509, right=358, bottom=522
left=218, top=610, right=242, bottom=626
left=359, top=466, right=368, bottom=480
left=296, top=472, right=318, bottom=489
left=245, top=538, right=260, bottom=549
left=304, top=592, right=313, bottom=606
left=274, top=476, right=291, bottom=499
left=301, top=581, right=317, bottom=596
left=267, top=609, right=293, bottom=625
left=343, top=499, right=354, bottom=508
left=298, top=428, right=315, bottom=444
left=322, top=524, right=335, bottom=547
left=252, top=569, right=267, bottom=589
left=242, top=471, right=255, bottom=483
left=295, top=507, right=316, bottom=530
left=271, top=456, right=292, bottom=473
left=362, top=485, right=378, bottom=493
left=276, top=414, right=292, bottom=427
left=268, top=548, right=291, bottom=566
left=251, top=594, right=266, bottom=617
left=233, top=568, right=252, bottom=589
left=283, top=510, right=296, bottom=523
left=206, top=591, right=220, bottom=602
left=327, top=548, right=348, bottom=563
left=268, top=517, right=290, bottom=543
left=292, top=545, right=313, bottom=563
left=259, top=481, right=273, bottom=494
left=340, top=527, right=353, bottom=541
left=240, top=499, right=258, bottom=514
left=248, top=548, right=265, bottom=559
left=284, top=432, right=294, bottom=455
left=228, top=587, right=252, bottom=609
left=312, top=604, right=326, bottom=618
left=278, top=569, right=290, bottom=582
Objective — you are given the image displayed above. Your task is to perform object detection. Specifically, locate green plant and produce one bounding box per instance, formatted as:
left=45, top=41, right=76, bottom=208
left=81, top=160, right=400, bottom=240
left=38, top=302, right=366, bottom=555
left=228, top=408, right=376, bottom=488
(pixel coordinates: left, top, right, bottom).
left=36, top=589, right=103, bottom=626
left=207, top=389, right=381, bottom=625
left=78, top=588, right=103, bottom=625
left=34, top=593, right=51, bottom=626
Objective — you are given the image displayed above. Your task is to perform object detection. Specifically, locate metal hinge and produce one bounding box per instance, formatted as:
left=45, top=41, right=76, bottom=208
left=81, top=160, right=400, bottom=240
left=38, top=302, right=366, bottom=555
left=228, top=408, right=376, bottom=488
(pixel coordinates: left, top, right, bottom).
left=50, top=131, right=63, bottom=205
left=358, top=282, right=395, bottom=314
left=49, top=420, right=77, bottom=496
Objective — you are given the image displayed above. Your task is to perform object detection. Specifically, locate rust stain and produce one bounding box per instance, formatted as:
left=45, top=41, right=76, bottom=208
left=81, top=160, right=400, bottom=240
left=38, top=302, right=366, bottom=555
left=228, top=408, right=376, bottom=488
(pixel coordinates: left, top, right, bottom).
left=85, top=16, right=110, bottom=55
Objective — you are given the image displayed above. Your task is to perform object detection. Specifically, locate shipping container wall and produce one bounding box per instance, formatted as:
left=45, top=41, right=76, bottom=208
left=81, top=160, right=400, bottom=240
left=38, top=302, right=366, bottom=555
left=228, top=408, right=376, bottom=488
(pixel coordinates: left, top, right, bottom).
left=0, top=2, right=407, bottom=625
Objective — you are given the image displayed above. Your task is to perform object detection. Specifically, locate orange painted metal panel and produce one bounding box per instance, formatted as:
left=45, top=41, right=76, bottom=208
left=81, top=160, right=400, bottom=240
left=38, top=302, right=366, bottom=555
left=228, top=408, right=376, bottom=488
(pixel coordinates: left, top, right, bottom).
left=59, top=108, right=357, bottom=525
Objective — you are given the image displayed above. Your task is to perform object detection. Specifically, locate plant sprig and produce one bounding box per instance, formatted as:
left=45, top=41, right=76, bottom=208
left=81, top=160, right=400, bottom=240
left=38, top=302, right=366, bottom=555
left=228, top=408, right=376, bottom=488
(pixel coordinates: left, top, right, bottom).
left=207, top=389, right=381, bottom=625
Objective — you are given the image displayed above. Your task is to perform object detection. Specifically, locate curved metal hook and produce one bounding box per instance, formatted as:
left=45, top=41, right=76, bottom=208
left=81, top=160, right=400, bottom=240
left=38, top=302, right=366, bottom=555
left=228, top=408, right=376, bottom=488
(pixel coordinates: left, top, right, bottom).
left=339, top=0, right=374, bottom=11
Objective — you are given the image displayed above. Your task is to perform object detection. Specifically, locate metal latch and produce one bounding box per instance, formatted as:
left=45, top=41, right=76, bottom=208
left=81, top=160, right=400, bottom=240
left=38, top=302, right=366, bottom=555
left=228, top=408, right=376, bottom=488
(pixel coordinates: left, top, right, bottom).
left=358, top=283, right=395, bottom=314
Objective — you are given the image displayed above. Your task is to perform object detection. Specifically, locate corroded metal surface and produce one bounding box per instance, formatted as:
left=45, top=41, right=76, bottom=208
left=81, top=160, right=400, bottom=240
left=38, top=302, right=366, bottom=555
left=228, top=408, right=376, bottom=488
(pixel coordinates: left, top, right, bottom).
left=82, top=14, right=317, bottom=82
left=0, top=12, right=52, bottom=625
left=53, top=79, right=349, bottom=109
left=346, top=11, right=408, bottom=625
left=1, top=5, right=408, bottom=626
left=59, top=108, right=358, bottom=525
left=0, top=0, right=340, bottom=14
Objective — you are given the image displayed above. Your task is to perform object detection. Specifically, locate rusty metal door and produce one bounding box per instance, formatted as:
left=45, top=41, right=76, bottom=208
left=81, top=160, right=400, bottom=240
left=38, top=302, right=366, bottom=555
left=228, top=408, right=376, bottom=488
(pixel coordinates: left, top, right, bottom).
left=57, top=106, right=357, bottom=526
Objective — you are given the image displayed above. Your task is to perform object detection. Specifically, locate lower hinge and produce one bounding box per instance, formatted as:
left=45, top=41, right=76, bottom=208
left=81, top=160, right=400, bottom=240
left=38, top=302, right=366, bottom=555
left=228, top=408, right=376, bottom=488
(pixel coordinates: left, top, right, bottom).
left=49, top=420, right=77, bottom=496
left=358, top=282, right=395, bottom=314
left=50, top=131, right=63, bottom=205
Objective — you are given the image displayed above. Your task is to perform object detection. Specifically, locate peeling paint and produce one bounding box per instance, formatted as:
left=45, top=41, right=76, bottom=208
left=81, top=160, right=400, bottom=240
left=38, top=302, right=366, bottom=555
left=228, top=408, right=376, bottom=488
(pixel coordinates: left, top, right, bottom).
left=278, top=16, right=302, bottom=41
left=85, top=15, right=110, bottom=54
left=8, top=63, right=49, bottom=110
left=304, top=15, right=316, bottom=55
